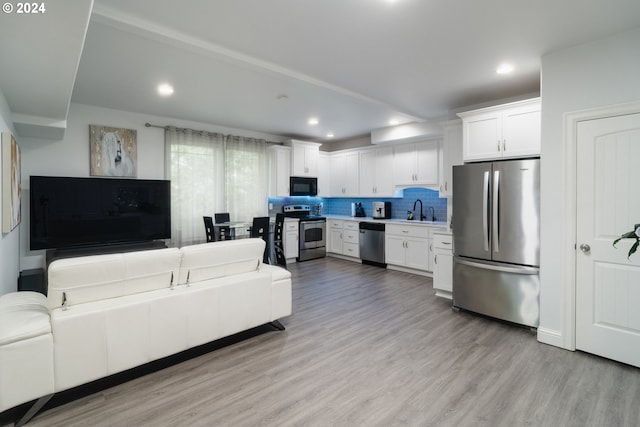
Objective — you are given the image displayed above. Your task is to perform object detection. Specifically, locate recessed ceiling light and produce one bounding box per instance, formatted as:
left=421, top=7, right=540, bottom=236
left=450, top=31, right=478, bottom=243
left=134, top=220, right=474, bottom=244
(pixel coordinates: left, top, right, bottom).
left=326, top=132, right=334, bottom=138
left=496, top=63, right=514, bottom=74
left=389, top=119, right=399, bottom=126
left=308, top=117, right=319, bottom=126
left=157, top=83, right=174, bottom=96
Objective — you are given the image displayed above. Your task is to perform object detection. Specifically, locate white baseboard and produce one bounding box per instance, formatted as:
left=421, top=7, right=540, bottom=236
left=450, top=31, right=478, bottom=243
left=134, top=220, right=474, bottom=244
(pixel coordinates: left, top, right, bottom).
left=537, top=327, right=569, bottom=349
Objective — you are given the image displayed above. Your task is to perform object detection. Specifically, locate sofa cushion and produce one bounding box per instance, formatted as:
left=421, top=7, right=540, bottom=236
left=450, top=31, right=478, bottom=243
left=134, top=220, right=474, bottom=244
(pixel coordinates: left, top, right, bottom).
left=47, top=248, right=182, bottom=309
left=178, top=239, right=265, bottom=285
left=0, top=292, right=51, bottom=345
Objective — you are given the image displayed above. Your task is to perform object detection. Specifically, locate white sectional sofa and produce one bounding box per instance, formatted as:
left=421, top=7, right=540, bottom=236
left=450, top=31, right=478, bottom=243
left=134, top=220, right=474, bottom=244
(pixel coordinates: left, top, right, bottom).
left=0, top=238, right=291, bottom=424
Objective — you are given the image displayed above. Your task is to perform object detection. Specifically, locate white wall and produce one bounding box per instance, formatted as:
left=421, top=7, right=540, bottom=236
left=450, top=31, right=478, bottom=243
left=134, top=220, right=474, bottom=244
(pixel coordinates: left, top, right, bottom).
left=0, top=88, right=20, bottom=296
left=538, top=27, right=640, bottom=347
left=20, top=103, right=286, bottom=270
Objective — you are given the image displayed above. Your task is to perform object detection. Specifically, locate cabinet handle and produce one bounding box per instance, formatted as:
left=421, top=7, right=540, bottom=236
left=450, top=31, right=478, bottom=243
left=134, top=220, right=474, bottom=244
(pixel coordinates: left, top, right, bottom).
left=497, top=141, right=501, bottom=151
left=435, top=254, right=438, bottom=264
left=503, top=140, right=506, bottom=151
left=445, top=181, right=448, bottom=191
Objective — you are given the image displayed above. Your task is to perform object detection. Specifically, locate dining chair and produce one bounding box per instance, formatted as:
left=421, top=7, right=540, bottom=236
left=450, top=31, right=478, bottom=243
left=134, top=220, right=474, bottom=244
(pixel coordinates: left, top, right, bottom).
left=250, top=216, right=270, bottom=263
left=203, top=216, right=215, bottom=242
left=273, top=213, right=287, bottom=269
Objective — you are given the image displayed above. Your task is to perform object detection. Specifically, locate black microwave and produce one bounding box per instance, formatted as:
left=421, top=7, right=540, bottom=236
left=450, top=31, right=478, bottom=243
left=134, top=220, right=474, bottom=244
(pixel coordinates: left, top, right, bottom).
left=290, top=176, right=318, bottom=196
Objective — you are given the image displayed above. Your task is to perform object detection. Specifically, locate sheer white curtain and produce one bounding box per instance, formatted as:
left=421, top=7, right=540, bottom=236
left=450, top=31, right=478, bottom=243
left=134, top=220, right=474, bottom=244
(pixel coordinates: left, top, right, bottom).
left=165, top=128, right=225, bottom=247
left=225, top=136, right=268, bottom=225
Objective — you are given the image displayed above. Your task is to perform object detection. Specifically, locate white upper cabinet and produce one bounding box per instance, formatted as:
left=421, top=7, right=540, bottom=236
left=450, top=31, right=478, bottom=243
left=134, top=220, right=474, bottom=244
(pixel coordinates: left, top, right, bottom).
left=359, top=146, right=394, bottom=197
left=317, top=152, right=331, bottom=197
left=268, top=145, right=291, bottom=197
left=459, top=98, right=541, bottom=162
left=287, top=140, right=321, bottom=177
left=439, top=120, right=463, bottom=197
left=393, top=140, right=440, bottom=187
left=330, top=151, right=359, bottom=197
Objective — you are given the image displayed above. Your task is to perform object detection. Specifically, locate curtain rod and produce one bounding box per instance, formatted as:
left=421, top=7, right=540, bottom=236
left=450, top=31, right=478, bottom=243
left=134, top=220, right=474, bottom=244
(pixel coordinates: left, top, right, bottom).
left=144, top=122, right=283, bottom=145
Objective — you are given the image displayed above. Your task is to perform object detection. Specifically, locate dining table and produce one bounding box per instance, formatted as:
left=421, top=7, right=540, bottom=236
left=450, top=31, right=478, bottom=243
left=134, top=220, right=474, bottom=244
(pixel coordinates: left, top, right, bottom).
left=213, top=221, right=252, bottom=240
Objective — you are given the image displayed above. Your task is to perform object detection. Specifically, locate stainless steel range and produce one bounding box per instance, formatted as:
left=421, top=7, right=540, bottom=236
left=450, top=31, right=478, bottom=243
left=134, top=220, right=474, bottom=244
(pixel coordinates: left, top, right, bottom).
left=283, top=204, right=326, bottom=261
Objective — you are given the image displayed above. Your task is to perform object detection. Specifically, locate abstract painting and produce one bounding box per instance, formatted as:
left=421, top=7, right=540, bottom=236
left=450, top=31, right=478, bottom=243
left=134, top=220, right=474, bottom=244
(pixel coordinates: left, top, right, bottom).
left=89, top=125, right=137, bottom=177
left=2, top=132, right=21, bottom=233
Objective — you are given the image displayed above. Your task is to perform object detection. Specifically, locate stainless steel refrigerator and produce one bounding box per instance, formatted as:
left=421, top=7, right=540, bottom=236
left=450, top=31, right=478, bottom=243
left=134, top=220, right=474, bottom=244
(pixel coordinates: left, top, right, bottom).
left=452, top=159, right=540, bottom=328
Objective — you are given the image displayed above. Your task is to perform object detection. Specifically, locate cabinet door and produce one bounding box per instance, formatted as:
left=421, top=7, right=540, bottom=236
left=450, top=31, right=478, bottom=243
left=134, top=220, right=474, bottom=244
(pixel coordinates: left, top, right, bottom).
left=330, top=155, right=345, bottom=196
left=332, top=152, right=359, bottom=197
left=434, top=250, right=453, bottom=296
left=290, top=142, right=319, bottom=177
left=285, top=231, right=298, bottom=258
left=463, top=111, right=501, bottom=161
left=501, top=104, right=541, bottom=158
left=329, top=228, right=343, bottom=254
left=374, top=146, right=395, bottom=195
left=415, top=141, right=439, bottom=185
left=317, top=153, right=331, bottom=197
left=405, top=237, right=429, bottom=271
left=385, top=235, right=406, bottom=266
left=359, top=150, right=377, bottom=197
left=440, top=121, right=463, bottom=197
left=269, top=146, right=291, bottom=197
left=360, top=147, right=394, bottom=196
left=342, top=152, right=359, bottom=196
left=392, top=143, right=416, bottom=186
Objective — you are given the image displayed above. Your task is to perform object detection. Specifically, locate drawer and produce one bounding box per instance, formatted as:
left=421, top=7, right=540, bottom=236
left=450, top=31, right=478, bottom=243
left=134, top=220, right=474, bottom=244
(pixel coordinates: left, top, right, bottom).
left=343, top=229, right=359, bottom=244
left=343, top=242, right=360, bottom=258
left=433, top=233, right=453, bottom=250
left=328, top=220, right=343, bottom=229
left=285, top=222, right=299, bottom=232
left=386, top=223, right=430, bottom=239
left=343, top=221, right=359, bottom=230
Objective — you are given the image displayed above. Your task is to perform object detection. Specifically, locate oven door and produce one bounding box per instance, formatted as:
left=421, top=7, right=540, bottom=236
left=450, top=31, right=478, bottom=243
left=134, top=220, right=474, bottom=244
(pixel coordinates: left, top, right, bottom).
left=299, top=220, right=326, bottom=250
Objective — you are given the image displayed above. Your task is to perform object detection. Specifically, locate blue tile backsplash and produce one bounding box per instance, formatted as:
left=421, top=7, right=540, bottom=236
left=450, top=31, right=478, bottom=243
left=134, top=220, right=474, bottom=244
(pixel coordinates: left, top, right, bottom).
left=268, top=187, right=447, bottom=222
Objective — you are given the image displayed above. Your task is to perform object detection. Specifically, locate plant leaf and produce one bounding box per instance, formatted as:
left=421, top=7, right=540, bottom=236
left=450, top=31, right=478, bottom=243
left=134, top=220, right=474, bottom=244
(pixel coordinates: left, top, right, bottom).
left=614, top=230, right=638, bottom=247
left=628, top=240, right=639, bottom=260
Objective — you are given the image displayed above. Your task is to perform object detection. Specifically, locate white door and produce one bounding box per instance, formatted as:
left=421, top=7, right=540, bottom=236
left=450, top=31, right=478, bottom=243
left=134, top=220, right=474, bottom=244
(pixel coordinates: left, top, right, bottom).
left=576, top=112, right=640, bottom=367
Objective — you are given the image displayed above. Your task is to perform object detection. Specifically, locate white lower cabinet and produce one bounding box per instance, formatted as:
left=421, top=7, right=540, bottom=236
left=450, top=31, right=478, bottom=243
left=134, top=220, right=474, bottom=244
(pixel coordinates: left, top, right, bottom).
left=432, top=232, right=453, bottom=299
left=328, top=219, right=359, bottom=258
left=284, top=219, right=299, bottom=260
left=328, top=219, right=344, bottom=254
left=342, top=221, right=360, bottom=258
left=385, top=224, right=431, bottom=272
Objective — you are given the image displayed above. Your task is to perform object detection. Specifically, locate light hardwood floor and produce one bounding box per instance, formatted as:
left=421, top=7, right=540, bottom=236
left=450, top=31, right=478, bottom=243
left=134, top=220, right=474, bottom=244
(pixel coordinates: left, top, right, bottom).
left=5, top=257, right=640, bottom=426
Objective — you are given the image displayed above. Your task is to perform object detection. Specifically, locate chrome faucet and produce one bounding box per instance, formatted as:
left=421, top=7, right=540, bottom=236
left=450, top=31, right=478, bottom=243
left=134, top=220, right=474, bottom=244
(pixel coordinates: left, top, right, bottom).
left=413, top=199, right=426, bottom=221
left=427, top=206, right=436, bottom=222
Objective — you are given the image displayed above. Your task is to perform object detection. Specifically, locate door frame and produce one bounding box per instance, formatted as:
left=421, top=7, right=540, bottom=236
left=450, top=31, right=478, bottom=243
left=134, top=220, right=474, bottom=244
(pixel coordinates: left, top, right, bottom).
left=562, top=100, right=640, bottom=351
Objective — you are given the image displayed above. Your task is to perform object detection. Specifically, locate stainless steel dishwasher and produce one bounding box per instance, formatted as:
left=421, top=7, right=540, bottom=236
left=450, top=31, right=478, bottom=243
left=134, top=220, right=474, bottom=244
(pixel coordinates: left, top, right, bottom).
left=359, top=222, right=386, bottom=267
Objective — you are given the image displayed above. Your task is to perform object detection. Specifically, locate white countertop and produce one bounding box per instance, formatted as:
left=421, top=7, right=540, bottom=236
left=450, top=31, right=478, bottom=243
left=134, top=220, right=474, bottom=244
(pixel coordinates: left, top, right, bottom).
left=325, top=215, right=448, bottom=228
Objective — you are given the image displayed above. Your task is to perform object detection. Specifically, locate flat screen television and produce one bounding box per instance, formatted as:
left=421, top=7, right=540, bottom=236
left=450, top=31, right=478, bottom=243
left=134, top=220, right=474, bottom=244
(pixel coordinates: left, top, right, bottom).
left=30, top=176, right=171, bottom=250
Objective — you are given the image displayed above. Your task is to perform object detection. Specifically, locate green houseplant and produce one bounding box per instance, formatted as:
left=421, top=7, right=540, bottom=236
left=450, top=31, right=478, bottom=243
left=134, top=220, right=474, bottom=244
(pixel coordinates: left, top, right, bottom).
left=613, top=224, right=640, bottom=259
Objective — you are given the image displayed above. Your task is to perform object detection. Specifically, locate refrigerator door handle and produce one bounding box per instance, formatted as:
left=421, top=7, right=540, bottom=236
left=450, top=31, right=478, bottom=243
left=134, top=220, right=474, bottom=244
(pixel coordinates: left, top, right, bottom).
left=493, top=170, right=500, bottom=254
left=483, top=170, right=490, bottom=251
left=455, top=257, right=539, bottom=275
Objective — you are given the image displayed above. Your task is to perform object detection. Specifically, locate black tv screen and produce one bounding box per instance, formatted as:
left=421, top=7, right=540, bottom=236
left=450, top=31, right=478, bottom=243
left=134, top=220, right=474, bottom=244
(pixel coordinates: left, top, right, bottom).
left=30, top=176, right=171, bottom=250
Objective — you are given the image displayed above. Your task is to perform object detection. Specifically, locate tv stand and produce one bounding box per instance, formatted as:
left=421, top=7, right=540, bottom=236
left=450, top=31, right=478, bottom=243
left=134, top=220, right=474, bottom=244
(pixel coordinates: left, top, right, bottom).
left=45, top=240, right=168, bottom=268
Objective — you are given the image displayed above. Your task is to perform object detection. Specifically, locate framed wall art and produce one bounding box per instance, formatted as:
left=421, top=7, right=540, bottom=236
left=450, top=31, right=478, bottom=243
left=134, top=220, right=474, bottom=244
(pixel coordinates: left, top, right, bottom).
left=2, top=132, right=21, bottom=233
left=89, top=125, right=137, bottom=177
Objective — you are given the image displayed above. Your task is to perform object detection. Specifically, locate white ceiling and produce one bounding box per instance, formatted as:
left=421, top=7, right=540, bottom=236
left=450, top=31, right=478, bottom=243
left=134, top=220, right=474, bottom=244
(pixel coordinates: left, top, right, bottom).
left=3, top=0, right=640, bottom=142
